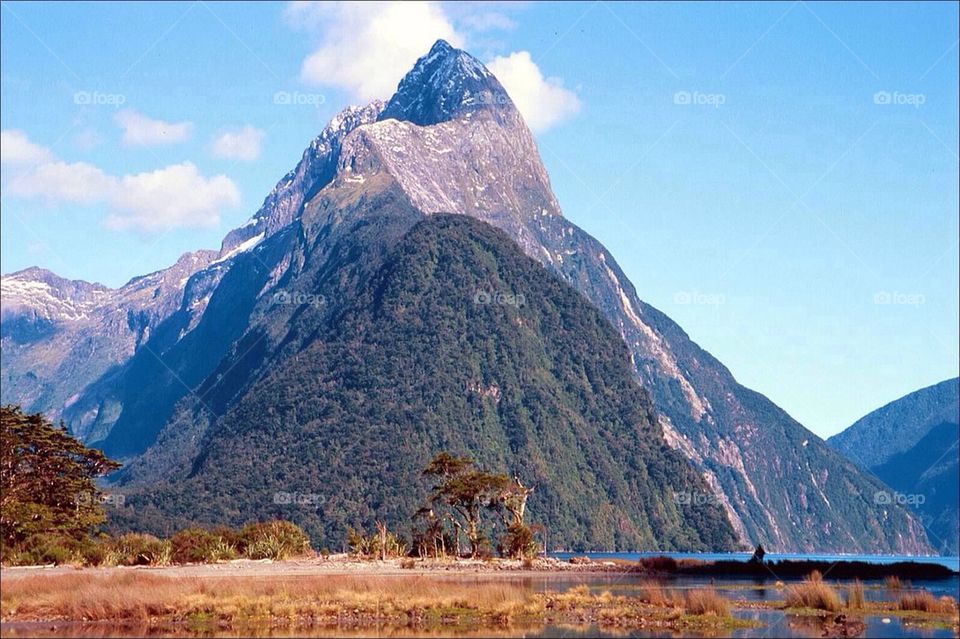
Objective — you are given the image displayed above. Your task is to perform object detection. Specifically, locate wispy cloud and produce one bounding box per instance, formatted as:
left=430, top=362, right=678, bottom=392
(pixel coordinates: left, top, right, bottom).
left=114, top=109, right=193, bottom=146
left=0, top=129, right=54, bottom=166
left=211, top=125, right=265, bottom=162
left=3, top=130, right=239, bottom=233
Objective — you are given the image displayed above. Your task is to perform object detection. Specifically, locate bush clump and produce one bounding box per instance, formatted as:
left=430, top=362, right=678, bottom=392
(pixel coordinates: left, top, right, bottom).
left=170, top=527, right=237, bottom=564
left=238, top=520, right=311, bottom=560
left=109, top=533, right=172, bottom=566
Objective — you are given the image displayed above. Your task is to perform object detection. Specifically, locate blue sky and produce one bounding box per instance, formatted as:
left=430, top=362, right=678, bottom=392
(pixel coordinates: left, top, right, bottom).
left=1, top=1, right=957, bottom=437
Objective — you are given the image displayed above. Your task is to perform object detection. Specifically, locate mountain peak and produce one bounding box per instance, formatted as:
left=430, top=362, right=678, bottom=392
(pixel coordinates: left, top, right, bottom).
left=379, top=40, right=515, bottom=127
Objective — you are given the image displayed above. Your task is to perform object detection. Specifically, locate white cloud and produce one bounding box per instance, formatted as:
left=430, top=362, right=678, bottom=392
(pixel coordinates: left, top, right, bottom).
left=1, top=130, right=54, bottom=166
left=106, top=162, right=241, bottom=232
left=289, top=1, right=464, bottom=101
left=211, top=126, right=265, bottom=162
left=3, top=133, right=240, bottom=233
left=8, top=160, right=116, bottom=203
left=114, top=109, right=193, bottom=146
left=486, top=51, right=581, bottom=132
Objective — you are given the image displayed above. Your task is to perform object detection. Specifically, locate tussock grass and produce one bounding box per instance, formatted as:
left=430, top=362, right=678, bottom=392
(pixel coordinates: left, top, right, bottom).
left=784, top=572, right=842, bottom=612
left=683, top=588, right=730, bottom=617
left=845, top=579, right=865, bottom=610
left=898, top=590, right=958, bottom=614
left=635, top=580, right=684, bottom=608
left=884, top=575, right=902, bottom=590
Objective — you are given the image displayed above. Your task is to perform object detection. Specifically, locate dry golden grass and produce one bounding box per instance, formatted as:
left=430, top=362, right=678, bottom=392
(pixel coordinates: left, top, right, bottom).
left=1, top=572, right=533, bottom=623
left=884, top=575, right=902, bottom=590
left=784, top=573, right=842, bottom=612
left=635, top=580, right=683, bottom=608
left=897, top=590, right=958, bottom=614
left=683, top=588, right=730, bottom=617
left=845, top=579, right=865, bottom=610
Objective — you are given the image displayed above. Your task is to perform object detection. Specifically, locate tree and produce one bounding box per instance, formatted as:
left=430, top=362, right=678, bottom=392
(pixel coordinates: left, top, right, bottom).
left=0, top=405, right=121, bottom=553
left=494, top=477, right=539, bottom=559
left=423, top=453, right=508, bottom=558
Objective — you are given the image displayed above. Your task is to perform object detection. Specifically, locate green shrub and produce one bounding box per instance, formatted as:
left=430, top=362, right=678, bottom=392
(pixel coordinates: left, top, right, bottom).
left=238, top=520, right=310, bottom=560
left=347, top=526, right=408, bottom=559
left=6, top=533, right=93, bottom=566
left=170, top=527, right=236, bottom=564
left=499, top=523, right=539, bottom=559
left=110, top=533, right=172, bottom=566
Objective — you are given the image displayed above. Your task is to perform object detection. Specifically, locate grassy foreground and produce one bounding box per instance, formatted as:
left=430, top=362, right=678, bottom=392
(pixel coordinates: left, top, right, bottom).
left=0, top=571, right=756, bottom=635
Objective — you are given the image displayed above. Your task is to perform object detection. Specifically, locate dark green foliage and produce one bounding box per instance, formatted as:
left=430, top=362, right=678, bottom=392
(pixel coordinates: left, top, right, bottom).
left=0, top=405, right=120, bottom=561
left=237, top=520, right=312, bottom=560
left=170, top=527, right=238, bottom=563
left=112, top=215, right=738, bottom=552
left=499, top=522, right=539, bottom=560
left=423, top=453, right=509, bottom=558
left=109, top=533, right=172, bottom=566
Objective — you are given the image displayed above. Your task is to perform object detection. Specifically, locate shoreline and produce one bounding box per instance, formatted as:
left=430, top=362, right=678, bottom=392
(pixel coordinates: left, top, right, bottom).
left=0, top=556, right=629, bottom=582
left=3, top=554, right=958, bottom=581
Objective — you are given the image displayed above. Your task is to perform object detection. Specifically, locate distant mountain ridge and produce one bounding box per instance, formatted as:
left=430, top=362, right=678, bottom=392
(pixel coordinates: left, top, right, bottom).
left=0, top=40, right=930, bottom=554
left=829, top=378, right=959, bottom=554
